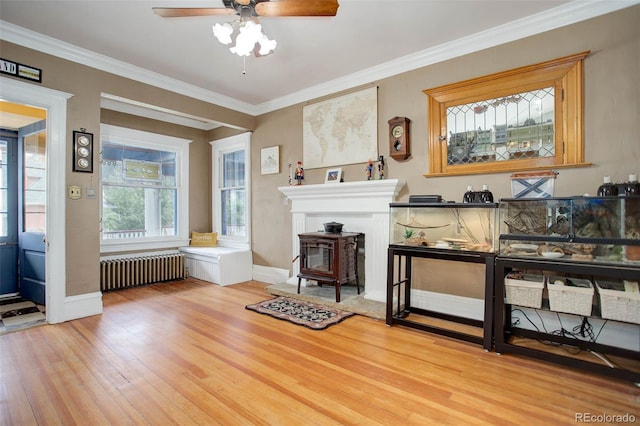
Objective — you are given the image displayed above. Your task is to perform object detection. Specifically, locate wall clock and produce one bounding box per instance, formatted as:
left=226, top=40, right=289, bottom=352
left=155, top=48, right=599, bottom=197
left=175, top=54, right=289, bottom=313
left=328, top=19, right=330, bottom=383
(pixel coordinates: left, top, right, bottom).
left=388, top=116, right=411, bottom=160
left=73, top=130, right=93, bottom=173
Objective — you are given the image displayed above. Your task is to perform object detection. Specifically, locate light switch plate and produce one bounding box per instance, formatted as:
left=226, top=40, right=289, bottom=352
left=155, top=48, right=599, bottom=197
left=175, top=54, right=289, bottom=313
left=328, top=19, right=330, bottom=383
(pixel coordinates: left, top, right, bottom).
left=86, top=187, right=96, bottom=199
left=68, top=185, right=81, bottom=199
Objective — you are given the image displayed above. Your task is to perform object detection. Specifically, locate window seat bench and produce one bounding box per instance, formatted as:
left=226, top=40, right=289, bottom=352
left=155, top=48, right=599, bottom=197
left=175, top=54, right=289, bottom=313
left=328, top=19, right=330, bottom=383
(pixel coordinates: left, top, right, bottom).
left=178, top=246, right=253, bottom=286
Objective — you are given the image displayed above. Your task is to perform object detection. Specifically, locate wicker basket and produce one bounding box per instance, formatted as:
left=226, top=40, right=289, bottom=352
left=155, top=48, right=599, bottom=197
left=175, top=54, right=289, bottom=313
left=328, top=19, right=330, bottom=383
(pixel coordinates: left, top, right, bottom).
left=595, top=280, right=640, bottom=325
left=505, top=273, right=544, bottom=308
left=547, top=277, right=594, bottom=316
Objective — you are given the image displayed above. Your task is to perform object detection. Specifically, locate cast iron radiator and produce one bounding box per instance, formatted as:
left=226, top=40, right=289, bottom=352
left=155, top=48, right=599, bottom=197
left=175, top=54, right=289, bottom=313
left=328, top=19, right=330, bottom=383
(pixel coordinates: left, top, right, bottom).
left=100, top=252, right=187, bottom=292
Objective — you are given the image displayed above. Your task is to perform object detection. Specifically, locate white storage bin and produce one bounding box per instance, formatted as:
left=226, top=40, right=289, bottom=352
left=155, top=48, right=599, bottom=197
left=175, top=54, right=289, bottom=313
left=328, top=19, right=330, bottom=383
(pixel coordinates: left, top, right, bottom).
left=595, top=280, right=640, bottom=325
left=547, top=277, right=594, bottom=316
left=505, top=273, right=545, bottom=309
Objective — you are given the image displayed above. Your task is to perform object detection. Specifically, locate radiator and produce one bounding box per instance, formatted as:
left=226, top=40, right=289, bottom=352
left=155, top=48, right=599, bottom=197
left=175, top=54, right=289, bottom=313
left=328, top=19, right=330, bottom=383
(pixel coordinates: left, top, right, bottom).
left=100, top=252, right=187, bottom=292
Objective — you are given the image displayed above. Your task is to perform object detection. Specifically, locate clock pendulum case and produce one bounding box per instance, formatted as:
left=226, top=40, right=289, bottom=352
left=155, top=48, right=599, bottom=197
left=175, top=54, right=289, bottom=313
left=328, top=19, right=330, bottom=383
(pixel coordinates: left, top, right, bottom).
left=388, top=116, right=410, bottom=160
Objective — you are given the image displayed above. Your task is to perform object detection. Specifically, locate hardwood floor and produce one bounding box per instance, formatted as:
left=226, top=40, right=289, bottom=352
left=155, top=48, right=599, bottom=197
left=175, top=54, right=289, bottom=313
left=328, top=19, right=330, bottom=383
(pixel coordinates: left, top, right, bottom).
left=1, top=279, right=638, bottom=425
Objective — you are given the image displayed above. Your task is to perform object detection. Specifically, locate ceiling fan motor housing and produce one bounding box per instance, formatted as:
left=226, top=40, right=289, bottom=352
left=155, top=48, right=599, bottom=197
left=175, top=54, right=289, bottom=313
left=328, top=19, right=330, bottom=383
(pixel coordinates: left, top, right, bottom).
left=224, top=0, right=268, bottom=15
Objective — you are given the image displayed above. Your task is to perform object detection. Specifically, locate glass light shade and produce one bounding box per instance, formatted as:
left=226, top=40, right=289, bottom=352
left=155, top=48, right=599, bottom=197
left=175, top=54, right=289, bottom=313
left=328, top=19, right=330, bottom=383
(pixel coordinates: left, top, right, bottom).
left=257, top=34, right=277, bottom=55
left=230, top=21, right=262, bottom=56
left=214, top=19, right=277, bottom=57
left=212, top=23, right=233, bottom=45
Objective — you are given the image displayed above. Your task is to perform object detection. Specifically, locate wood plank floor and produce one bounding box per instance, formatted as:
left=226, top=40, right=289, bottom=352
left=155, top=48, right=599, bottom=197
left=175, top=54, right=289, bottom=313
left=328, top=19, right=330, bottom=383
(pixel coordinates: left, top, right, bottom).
left=1, top=279, right=638, bottom=425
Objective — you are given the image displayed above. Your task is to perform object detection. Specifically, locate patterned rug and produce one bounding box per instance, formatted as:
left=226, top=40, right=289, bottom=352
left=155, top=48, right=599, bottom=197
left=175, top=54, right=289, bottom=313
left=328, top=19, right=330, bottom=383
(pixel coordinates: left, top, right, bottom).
left=246, top=296, right=355, bottom=330
left=0, top=297, right=46, bottom=335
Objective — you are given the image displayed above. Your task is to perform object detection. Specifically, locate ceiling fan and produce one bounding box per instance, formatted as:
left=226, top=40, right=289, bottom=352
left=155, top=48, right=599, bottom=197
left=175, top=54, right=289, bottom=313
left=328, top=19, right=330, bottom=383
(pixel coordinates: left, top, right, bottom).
left=153, top=0, right=339, bottom=61
left=152, top=0, right=340, bottom=19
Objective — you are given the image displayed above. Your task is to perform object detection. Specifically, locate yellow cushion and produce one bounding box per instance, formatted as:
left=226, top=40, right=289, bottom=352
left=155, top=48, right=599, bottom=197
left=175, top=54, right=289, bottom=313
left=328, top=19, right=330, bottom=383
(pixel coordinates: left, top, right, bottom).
left=190, top=232, right=218, bottom=247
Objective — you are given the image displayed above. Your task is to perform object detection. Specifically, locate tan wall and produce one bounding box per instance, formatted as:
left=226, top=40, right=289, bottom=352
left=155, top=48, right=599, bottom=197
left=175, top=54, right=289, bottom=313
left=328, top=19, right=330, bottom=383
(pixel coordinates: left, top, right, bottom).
left=0, top=6, right=637, bottom=297
left=0, top=40, right=254, bottom=297
left=412, top=258, right=486, bottom=300
left=250, top=7, right=640, bottom=274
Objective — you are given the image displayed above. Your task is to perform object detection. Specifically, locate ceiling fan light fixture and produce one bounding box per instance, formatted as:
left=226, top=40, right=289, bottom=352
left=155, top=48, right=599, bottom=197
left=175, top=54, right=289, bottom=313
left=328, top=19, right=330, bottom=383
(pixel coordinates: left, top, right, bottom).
left=257, top=34, right=277, bottom=56
left=230, top=20, right=259, bottom=56
left=213, top=6, right=277, bottom=58
left=212, top=22, right=234, bottom=45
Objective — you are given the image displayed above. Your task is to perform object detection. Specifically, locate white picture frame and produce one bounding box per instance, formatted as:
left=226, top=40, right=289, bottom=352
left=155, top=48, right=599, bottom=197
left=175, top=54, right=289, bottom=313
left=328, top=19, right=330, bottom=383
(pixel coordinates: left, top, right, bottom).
left=324, top=167, right=343, bottom=184
left=260, top=145, right=279, bottom=175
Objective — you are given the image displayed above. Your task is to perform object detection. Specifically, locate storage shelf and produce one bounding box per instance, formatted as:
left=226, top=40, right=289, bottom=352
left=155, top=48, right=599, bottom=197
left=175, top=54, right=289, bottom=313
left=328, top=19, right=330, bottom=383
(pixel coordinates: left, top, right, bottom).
left=386, top=245, right=495, bottom=350
left=495, top=256, right=640, bottom=383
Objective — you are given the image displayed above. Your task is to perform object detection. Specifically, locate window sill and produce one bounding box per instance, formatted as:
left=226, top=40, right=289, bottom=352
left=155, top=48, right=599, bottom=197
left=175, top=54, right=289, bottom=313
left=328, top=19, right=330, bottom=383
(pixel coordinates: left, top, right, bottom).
left=423, top=162, right=592, bottom=178
left=100, top=237, right=190, bottom=254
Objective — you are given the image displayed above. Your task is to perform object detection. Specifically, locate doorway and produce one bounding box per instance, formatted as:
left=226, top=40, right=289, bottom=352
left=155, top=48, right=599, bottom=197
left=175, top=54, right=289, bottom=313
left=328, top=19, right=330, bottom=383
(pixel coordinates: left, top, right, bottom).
left=0, top=77, right=70, bottom=324
left=0, top=110, right=47, bottom=305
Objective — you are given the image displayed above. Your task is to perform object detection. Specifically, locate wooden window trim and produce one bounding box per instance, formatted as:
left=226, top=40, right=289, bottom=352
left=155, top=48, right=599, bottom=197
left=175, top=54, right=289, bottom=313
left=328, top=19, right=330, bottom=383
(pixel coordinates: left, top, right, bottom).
left=424, top=51, right=591, bottom=177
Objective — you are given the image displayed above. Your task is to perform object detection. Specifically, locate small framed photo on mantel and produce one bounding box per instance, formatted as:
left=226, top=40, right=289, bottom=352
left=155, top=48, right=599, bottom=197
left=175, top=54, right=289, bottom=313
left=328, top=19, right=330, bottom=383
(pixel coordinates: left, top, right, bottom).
left=325, top=167, right=342, bottom=184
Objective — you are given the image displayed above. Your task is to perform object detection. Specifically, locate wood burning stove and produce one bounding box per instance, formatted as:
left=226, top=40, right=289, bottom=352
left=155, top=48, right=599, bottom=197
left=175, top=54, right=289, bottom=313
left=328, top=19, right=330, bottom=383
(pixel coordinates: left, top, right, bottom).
left=297, top=232, right=360, bottom=302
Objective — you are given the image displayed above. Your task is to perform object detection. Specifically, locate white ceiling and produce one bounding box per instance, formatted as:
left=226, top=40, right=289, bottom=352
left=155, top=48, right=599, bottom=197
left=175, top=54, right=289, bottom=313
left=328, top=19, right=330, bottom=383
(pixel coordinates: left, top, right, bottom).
left=0, top=1, right=637, bottom=120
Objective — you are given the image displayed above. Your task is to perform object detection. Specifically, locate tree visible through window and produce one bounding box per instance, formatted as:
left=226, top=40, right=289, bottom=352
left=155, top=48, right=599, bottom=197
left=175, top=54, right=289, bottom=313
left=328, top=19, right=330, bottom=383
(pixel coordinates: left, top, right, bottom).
left=102, top=145, right=177, bottom=239
left=100, top=124, right=190, bottom=252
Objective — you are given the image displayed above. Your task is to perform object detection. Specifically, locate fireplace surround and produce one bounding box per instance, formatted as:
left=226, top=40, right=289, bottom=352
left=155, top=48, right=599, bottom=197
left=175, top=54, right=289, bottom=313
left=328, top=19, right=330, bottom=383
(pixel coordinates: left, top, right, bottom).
left=278, top=179, right=406, bottom=302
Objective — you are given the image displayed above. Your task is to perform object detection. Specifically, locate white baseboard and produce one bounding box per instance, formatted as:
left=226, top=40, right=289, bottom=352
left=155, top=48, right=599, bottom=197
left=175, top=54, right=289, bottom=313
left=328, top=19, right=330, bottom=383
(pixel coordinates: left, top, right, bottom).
left=364, top=289, right=386, bottom=303
left=411, top=289, right=484, bottom=321
left=61, top=291, right=103, bottom=323
left=252, top=265, right=290, bottom=284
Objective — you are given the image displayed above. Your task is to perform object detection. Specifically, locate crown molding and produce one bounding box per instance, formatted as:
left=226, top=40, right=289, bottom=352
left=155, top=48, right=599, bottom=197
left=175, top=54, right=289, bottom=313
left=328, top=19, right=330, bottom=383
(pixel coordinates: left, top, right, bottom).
left=0, top=20, right=259, bottom=115
left=254, top=0, right=639, bottom=114
left=1, top=0, right=637, bottom=117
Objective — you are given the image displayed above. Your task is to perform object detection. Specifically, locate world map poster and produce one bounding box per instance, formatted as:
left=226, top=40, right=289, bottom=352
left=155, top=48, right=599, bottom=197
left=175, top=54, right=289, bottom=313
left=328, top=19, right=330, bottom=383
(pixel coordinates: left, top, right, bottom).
left=303, top=86, right=378, bottom=169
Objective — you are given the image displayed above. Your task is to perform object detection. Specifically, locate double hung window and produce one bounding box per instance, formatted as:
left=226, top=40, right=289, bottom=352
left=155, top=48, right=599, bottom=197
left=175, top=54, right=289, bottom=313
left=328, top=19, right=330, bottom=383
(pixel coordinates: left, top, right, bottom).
left=100, top=124, right=190, bottom=252
left=212, top=133, right=251, bottom=249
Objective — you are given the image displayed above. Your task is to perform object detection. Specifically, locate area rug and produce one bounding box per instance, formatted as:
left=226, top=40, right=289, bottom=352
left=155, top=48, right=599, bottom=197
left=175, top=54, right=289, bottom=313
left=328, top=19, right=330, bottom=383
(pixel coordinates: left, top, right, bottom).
left=0, top=297, right=46, bottom=335
left=245, top=296, right=355, bottom=330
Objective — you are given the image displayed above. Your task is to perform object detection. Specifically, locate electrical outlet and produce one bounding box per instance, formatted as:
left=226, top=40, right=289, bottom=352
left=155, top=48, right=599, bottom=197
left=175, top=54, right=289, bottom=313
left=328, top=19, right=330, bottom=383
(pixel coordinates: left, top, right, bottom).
left=85, top=187, right=96, bottom=199
left=68, top=185, right=81, bottom=199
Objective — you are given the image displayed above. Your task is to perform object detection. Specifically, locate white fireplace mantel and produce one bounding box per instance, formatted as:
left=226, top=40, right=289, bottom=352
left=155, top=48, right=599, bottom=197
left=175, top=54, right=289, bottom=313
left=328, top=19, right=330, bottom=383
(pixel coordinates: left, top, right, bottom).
left=278, top=179, right=406, bottom=302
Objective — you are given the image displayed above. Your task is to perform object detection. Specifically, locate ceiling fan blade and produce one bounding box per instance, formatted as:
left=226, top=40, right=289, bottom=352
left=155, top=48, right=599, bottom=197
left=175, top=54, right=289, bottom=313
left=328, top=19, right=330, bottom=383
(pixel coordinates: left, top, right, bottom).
left=152, top=8, right=236, bottom=18
left=255, top=0, right=339, bottom=17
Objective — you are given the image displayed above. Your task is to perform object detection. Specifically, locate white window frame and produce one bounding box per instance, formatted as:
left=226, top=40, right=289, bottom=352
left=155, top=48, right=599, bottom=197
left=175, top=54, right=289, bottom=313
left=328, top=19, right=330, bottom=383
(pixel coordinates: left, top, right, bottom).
left=100, top=124, right=191, bottom=253
left=211, top=132, right=251, bottom=250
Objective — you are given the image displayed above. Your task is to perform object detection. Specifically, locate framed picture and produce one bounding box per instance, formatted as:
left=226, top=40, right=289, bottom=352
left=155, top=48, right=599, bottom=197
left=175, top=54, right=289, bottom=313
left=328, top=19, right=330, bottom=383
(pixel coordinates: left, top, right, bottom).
left=261, top=146, right=279, bottom=175
left=325, top=167, right=342, bottom=184
left=303, top=87, right=378, bottom=169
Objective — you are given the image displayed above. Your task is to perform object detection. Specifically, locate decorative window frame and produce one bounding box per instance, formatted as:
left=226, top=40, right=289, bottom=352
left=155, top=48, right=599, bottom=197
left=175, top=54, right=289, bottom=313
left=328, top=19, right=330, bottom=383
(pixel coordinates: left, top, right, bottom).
left=423, top=51, right=590, bottom=177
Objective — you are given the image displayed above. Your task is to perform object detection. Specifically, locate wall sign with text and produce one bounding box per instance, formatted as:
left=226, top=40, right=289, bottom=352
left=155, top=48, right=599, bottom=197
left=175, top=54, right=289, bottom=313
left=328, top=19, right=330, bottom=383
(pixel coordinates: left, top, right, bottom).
left=0, top=58, right=42, bottom=83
